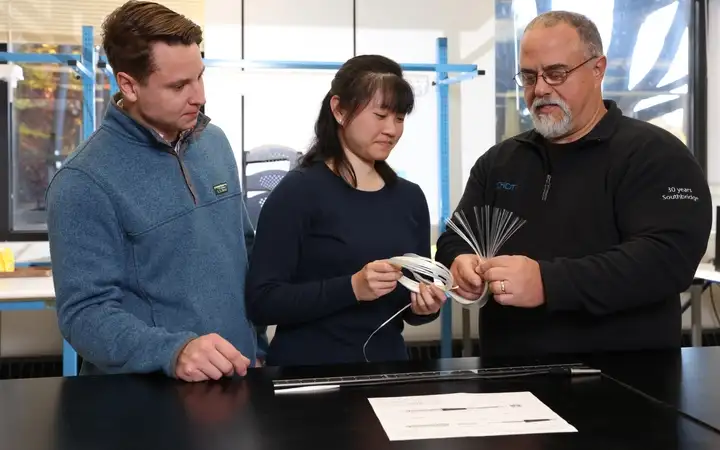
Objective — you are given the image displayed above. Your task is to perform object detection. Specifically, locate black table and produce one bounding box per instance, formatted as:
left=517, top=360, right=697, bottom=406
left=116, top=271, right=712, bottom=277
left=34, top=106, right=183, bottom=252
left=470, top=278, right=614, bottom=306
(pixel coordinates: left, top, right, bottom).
left=1, top=350, right=720, bottom=450
left=585, top=346, right=720, bottom=434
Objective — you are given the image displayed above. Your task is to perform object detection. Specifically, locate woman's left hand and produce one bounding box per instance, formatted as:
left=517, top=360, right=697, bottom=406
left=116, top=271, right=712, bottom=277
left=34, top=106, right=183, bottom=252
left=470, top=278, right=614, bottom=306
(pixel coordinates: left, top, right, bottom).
left=410, top=282, right=447, bottom=315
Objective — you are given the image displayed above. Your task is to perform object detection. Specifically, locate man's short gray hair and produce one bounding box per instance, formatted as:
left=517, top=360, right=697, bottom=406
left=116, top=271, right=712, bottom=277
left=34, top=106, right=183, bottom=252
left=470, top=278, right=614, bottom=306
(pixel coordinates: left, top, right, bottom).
left=525, top=11, right=604, bottom=58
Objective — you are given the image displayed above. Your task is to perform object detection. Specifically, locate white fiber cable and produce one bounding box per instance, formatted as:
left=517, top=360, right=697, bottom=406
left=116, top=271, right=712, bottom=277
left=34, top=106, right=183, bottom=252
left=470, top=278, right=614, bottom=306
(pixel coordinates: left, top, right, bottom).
left=388, top=254, right=454, bottom=293
left=444, top=205, right=527, bottom=308
left=362, top=206, right=526, bottom=362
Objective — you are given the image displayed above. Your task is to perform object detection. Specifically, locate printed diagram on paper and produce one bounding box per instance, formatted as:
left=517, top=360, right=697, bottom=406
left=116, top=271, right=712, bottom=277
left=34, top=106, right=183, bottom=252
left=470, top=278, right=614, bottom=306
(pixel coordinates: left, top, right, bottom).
left=367, top=391, right=577, bottom=441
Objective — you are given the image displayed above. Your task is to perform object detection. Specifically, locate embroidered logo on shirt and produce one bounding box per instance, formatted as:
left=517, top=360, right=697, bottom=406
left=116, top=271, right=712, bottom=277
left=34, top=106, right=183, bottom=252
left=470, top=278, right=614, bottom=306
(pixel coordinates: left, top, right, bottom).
left=496, top=181, right=518, bottom=191
left=213, top=183, right=229, bottom=195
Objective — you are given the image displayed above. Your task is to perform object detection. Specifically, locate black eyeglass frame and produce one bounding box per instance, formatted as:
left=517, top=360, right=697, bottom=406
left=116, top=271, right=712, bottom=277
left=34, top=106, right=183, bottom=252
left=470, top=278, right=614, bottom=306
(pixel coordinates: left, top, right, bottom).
left=513, top=56, right=599, bottom=87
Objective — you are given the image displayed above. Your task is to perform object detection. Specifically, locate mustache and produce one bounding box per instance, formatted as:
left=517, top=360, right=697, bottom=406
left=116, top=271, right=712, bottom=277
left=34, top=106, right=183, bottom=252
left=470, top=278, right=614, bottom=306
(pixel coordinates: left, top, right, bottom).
left=532, top=98, right=569, bottom=114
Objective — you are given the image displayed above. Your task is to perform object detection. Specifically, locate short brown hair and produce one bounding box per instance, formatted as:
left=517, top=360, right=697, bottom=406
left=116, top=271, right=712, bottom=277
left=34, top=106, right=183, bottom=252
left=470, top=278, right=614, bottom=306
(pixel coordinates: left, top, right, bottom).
left=102, top=1, right=203, bottom=83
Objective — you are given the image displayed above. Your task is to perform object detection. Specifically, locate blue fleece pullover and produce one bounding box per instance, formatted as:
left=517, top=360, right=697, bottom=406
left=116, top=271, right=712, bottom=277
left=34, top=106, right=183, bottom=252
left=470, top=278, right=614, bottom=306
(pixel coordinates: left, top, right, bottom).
left=46, top=97, right=267, bottom=377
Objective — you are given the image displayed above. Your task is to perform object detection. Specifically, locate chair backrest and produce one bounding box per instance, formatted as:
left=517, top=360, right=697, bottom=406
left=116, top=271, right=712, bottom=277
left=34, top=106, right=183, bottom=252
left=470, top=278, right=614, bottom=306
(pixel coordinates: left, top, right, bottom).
left=246, top=192, right=270, bottom=229
left=246, top=170, right=288, bottom=192
left=244, top=144, right=302, bottom=168
left=242, top=145, right=303, bottom=228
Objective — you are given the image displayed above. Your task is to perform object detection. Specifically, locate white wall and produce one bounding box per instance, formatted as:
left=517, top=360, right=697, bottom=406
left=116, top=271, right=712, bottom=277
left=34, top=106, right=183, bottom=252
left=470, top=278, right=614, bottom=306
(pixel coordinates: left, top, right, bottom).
left=0, top=0, right=496, bottom=357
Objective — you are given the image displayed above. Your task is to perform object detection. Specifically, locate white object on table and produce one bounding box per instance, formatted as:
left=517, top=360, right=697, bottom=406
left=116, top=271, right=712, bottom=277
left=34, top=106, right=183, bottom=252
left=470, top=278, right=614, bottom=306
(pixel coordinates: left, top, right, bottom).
left=0, top=276, right=55, bottom=301
left=367, top=391, right=576, bottom=441
left=695, top=263, right=720, bottom=283
left=690, top=263, right=720, bottom=347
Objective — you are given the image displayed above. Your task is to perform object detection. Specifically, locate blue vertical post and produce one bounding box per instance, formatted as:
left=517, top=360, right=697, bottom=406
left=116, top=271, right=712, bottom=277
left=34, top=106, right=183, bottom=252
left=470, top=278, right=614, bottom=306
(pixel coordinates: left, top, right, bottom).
left=81, top=25, right=96, bottom=142
left=60, top=24, right=96, bottom=378
left=436, top=37, right=452, bottom=359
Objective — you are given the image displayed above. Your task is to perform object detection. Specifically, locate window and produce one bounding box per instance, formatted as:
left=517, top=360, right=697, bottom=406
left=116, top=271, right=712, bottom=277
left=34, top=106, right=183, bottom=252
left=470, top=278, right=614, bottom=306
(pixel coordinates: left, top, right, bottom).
left=0, top=0, right=204, bottom=241
left=0, top=44, right=113, bottom=241
left=495, top=0, right=692, bottom=146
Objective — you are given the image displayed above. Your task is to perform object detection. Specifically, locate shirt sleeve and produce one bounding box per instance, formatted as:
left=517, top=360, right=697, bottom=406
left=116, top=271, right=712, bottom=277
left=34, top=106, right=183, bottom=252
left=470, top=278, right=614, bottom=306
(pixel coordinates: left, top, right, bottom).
left=245, top=171, right=357, bottom=326
left=539, top=139, right=712, bottom=315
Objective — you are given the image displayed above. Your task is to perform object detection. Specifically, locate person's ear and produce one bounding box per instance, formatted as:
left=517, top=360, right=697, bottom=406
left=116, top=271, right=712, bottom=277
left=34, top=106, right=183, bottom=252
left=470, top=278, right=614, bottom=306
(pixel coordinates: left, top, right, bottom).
left=330, top=95, right=345, bottom=126
left=116, top=72, right=140, bottom=103
left=592, top=56, right=607, bottom=87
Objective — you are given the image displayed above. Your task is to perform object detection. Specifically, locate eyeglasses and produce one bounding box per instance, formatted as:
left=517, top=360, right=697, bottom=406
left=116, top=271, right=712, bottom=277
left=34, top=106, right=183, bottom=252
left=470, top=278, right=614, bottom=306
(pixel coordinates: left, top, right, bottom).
left=513, top=56, right=597, bottom=87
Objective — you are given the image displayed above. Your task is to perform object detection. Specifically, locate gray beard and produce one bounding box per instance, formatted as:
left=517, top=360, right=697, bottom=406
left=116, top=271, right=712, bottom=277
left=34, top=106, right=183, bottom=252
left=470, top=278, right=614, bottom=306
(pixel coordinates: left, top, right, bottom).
left=530, top=98, right=572, bottom=139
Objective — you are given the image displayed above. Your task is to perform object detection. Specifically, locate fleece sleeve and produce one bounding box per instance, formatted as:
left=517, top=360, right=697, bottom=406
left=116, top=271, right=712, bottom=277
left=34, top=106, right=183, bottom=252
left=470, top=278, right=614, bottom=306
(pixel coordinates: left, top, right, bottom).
left=434, top=151, right=490, bottom=268
left=539, top=142, right=712, bottom=316
left=403, top=184, right=442, bottom=326
left=244, top=171, right=357, bottom=326
left=46, top=168, right=198, bottom=377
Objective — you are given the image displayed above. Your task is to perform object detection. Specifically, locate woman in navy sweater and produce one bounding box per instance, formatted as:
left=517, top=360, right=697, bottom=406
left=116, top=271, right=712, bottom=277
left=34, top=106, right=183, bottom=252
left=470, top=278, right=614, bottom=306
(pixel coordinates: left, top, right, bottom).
left=245, top=55, right=446, bottom=367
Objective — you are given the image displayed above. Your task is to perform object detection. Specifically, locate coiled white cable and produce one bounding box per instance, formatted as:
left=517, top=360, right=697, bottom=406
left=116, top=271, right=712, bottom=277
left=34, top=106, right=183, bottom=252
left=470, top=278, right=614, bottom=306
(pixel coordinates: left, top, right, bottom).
left=361, top=253, right=482, bottom=362
left=362, top=206, right=527, bottom=362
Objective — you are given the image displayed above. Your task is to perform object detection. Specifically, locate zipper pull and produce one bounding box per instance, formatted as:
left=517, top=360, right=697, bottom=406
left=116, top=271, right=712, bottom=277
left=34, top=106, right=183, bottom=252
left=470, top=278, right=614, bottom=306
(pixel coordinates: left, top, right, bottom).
left=542, top=174, right=552, bottom=201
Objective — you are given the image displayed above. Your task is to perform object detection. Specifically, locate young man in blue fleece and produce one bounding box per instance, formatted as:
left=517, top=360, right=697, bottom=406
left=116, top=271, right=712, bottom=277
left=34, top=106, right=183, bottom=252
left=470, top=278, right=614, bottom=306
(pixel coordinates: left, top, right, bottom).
left=45, top=1, right=267, bottom=382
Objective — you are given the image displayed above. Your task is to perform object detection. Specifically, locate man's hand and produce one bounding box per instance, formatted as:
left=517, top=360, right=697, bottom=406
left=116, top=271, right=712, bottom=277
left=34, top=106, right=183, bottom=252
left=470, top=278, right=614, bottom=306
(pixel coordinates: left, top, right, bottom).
left=450, top=254, right=485, bottom=299
left=479, top=255, right=544, bottom=308
left=351, top=260, right=403, bottom=301
left=175, top=333, right=251, bottom=382
left=410, top=282, right=447, bottom=315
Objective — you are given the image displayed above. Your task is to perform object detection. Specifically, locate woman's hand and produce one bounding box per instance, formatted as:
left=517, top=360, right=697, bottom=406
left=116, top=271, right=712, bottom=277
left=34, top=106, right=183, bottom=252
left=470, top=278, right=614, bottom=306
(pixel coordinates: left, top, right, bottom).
left=410, top=282, right=447, bottom=315
left=351, top=260, right=403, bottom=301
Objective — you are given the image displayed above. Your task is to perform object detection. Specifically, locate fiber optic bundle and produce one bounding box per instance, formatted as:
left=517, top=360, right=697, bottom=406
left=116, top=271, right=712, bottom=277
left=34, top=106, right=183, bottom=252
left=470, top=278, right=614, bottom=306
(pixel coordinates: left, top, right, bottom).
left=390, top=205, right=527, bottom=310
left=364, top=205, right=526, bottom=361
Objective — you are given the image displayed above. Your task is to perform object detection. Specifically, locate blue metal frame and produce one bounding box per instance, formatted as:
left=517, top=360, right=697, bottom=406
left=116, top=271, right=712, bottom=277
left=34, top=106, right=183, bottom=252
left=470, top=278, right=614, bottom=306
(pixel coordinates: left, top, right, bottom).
left=435, top=38, right=452, bottom=359
left=0, top=27, right=478, bottom=366
left=202, top=58, right=477, bottom=73
left=81, top=25, right=96, bottom=140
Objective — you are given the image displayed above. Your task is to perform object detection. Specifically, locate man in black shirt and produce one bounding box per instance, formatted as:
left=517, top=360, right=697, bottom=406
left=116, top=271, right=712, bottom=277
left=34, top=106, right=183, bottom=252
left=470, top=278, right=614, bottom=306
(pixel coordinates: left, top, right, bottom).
left=435, top=11, right=712, bottom=357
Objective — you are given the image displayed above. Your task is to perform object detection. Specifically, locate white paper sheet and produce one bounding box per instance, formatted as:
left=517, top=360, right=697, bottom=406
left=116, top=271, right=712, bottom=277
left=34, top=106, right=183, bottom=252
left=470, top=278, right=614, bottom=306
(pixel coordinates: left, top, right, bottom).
left=367, top=391, right=577, bottom=441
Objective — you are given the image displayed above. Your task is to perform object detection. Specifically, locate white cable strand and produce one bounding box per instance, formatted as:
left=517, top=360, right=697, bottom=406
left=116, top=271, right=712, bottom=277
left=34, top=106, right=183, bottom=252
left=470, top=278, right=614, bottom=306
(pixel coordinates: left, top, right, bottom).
left=362, top=303, right=411, bottom=363
left=361, top=206, right=527, bottom=362
left=388, top=254, right=454, bottom=293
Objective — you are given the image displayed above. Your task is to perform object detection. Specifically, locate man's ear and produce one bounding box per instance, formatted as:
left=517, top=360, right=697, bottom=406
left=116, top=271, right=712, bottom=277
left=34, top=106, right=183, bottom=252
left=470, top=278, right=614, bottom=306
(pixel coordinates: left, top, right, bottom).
left=593, top=55, right=607, bottom=86
left=116, top=72, right=139, bottom=103
left=330, top=95, right=344, bottom=126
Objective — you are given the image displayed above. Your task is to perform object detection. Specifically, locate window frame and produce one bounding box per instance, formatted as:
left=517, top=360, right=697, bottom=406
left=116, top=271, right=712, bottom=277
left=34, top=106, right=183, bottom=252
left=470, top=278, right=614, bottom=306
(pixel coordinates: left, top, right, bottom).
left=494, top=0, right=708, bottom=178
left=689, top=0, right=708, bottom=174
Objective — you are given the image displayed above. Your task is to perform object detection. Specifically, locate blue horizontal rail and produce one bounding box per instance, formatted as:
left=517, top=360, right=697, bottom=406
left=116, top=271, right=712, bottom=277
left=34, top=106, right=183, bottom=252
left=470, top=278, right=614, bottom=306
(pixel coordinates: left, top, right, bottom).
left=0, top=52, right=79, bottom=64
left=0, top=301, right=50, bottom=312
left=434, top=70, right=485, bottom=86
left=0, top=52, right=477, bottom=75
left=203, top=58, right=478, bottom=73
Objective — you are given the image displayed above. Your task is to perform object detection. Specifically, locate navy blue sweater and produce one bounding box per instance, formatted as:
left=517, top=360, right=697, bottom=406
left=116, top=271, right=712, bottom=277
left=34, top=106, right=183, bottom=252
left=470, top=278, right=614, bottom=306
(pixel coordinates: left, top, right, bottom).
left=245, top=162, right=438, bottom=367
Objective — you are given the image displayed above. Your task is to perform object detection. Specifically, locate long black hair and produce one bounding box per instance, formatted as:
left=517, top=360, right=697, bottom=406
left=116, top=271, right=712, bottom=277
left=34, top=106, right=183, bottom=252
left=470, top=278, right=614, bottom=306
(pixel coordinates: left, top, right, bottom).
left=300, top=54, right=415, bottom=188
